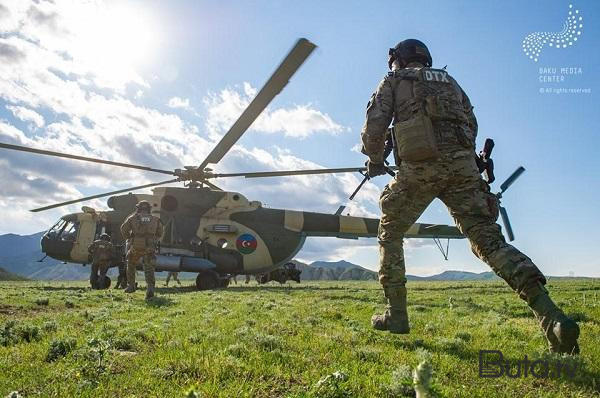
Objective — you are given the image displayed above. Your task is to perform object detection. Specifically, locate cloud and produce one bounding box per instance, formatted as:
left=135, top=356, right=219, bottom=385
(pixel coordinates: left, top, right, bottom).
left=167, top=96, right=198, bottom=115
left=204, top=82, right=346, bottom=139
left=0, top=42, right=26, bottom=64
left=5, top=105, right=45, bottom=128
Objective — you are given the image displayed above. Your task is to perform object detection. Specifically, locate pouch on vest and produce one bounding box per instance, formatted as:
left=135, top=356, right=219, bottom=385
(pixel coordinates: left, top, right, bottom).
left=393, top=113, right=440, bottom=161
left=425, top=94, right=468, bottom=123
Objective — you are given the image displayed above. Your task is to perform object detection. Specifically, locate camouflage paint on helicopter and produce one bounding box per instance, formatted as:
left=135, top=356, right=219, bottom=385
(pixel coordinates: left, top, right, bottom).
left=41, top=186, right=464, bottom=278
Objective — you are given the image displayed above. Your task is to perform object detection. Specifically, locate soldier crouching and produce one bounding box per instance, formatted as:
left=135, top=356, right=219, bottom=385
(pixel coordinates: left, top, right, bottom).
left=87, top=233, right=113, bottom=289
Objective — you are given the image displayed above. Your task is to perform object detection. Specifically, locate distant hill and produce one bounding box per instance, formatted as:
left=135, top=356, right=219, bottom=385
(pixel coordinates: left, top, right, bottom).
left=406, top=270, right=500, bottom=281
left=0, top=266, right=28, bottom=281
left=297, top=260, right=378, bottom=281
left=0, top=232, right=89, bottom=280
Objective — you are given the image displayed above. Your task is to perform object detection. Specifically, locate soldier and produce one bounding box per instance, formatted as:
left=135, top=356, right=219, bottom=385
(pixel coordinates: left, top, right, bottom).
left=361, top=39, right=579, bottom=354
left=120, top=200, right=163, bottom=300
left=165, top=271, right=181, bottom=286
left=87, top=233, right=113, bottom=289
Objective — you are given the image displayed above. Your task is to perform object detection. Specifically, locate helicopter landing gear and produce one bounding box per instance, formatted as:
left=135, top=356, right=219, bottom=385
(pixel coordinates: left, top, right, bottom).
left=196, top=270, right=220, bottom=290
left=218, top=277, right=230, bottom=289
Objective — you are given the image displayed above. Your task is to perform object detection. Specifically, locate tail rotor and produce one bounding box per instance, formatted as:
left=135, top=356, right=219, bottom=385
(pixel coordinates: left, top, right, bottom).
left=495, top=166, right=525, bottom=242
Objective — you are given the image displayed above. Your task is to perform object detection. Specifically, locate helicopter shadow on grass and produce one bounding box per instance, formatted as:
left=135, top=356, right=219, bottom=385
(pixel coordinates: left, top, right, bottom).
left=225, top=284, right=381, bottom=293
left=29, top=285, right=88, bottom=292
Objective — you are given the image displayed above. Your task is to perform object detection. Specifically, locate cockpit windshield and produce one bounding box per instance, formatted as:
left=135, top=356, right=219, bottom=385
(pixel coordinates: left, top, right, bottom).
left=46, top=219, right=80, bottom=241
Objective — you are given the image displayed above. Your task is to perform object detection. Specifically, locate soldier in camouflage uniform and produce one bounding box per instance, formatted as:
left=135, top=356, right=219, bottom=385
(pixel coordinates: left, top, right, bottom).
left=87, top=233, right=113, bottom=289
left=120, top=200, right=163, bottom=300
left=361, top=39, right=579, bottom=354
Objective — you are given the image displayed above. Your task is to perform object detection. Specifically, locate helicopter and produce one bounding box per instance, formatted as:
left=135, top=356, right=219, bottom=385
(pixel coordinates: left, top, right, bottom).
left=2, top=37, right=519, bottom=290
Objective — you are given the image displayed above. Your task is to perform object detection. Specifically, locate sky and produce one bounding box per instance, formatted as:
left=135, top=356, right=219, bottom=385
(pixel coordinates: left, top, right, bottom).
left=0, top=0, right=598, bottom=276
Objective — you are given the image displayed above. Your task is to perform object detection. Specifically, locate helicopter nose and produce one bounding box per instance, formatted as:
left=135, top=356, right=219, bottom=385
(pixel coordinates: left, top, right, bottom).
left=41, top=233, right=74, bottom=262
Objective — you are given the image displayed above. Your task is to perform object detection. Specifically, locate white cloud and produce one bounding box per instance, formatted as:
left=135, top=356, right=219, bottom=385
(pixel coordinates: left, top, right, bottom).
left=6, top=105, right=45, bottom=128
left=204, top=82, right=346, bottom=139
left=167, top=96, right=190, bottom=109
left=167, top=96, right=198, bottom=115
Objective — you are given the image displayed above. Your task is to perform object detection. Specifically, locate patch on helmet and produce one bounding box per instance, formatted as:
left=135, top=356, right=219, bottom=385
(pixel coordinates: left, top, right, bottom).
left=236, top=233, right=257, bottom=255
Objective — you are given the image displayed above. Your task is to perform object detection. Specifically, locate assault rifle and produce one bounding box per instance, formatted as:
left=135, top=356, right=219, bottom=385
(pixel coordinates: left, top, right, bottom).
left=349, top=132, right=395, bottom=201
left=476, top=138, right=495, bottom=183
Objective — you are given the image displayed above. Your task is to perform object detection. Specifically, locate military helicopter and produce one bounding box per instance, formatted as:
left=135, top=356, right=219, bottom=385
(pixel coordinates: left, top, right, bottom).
left=0, top=38, right=478, bottom=290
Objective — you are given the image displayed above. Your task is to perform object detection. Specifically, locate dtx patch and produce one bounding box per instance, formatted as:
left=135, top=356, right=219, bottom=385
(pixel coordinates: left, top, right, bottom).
left=236, top=233, right=257, bottom=255
left=422, top=69, right=450, bottom=83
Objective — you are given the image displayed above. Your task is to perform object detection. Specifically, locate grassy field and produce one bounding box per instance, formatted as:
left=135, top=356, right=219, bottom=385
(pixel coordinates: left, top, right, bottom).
left=0, top=279, right=599, bottom=397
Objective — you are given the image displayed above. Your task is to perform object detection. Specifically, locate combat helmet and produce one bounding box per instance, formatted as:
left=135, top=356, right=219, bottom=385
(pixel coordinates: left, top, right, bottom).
left=388, top=39, right=432, bottom=69
left=100, top=233, right=111, bottom=242
left=136, top=200, right=152, bottom=212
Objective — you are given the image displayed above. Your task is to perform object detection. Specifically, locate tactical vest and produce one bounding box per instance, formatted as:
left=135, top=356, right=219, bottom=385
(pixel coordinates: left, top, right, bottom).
left=130, top=214, right=160, bottom=250
left=91, top=240, right=112, bottom=262
left=391, top=67, right=468, bottom=161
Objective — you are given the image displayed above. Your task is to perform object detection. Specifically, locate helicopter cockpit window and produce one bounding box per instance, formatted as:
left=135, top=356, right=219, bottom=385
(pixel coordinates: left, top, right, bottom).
left=59, top=221, right=80, bottom=242
left=46, top=219, right=67, bottom=239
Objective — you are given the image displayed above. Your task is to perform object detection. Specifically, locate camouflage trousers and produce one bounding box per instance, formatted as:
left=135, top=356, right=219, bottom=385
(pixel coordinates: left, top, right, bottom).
left=378, top=149, right=546, bottom=298
left=90, top=260, right=110, bottom=288
left=126, top=248, right=157, bottom=288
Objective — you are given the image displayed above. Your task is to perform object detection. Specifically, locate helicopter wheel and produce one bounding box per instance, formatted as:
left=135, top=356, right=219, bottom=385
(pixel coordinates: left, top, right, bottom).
left=196, top=270, right=219, bottom=291
left=102, top=276, right=111, bottom=289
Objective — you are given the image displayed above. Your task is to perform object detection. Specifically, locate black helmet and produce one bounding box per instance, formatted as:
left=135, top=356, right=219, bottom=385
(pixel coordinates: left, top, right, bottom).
left=388, top=39, right=432, bottom=69
left=100, top=233, right=111, bottom=242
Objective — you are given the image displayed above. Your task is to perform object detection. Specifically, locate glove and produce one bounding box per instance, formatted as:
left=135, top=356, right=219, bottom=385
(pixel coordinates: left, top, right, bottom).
left=366, top=160, right=386, bottom=177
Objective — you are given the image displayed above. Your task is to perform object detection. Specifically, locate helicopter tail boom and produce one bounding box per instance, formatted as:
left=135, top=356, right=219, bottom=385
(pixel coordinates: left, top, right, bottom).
left=283, top=210, right=463, bottom=240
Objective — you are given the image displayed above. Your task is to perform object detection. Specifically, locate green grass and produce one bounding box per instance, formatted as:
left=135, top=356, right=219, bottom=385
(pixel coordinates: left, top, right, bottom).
left=0, top=279, right=599, bottom=397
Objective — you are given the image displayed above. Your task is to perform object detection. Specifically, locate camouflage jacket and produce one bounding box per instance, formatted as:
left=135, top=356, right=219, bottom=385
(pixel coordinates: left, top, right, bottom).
left=361, top=62, right=477, bottom=163
left=88, top=239, right=113, bottom=262
left=120, top=212, right=163, bottom=251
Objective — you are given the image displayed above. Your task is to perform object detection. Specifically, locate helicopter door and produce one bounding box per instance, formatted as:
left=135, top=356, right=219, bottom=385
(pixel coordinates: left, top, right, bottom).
left=69, top=216, right=97, bottom=263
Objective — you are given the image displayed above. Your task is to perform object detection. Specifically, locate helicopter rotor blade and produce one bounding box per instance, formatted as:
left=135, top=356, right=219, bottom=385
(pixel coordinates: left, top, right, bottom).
left=500, top=166, right=525, bottom=194
left=30, top=178, right=180, bottom=212
left=211, top=166, right=393, bottom=179
left=0, top=142, right=175, bottom=176
left=198, top=38, right=316, bottom=170
left=499, top=205, right=515, bottom=242
left=202, top=180, right=222, bottom=191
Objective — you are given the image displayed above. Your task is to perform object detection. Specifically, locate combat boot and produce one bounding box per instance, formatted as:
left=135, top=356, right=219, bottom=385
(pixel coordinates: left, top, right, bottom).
left=525, top=283, right=580, bottom=354
left=124, top=284, right=136, bottom=293
left=372, top=286, right=410, bottom=334
left=145, top=285, right=155, bottom=300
